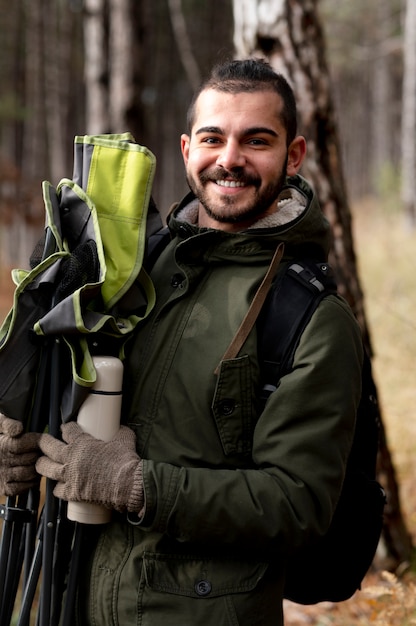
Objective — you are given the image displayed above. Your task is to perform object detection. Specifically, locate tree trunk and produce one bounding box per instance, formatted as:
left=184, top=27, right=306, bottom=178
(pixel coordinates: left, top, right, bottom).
left=108, top=0, right=136, bottom=132
left=84, top=0, right=110, bottom=133
left=22, top=0, right=47, bottom=182
left=43, top=0, right=70, bottom=183
left=401, top=0, right=416, bottom=228
left=120, top=0, right=233, bottom=213
left=371, top=0, right=394, bottom=185
left=167, top=0, right=202, bottom=91
left=233, top=0, right=413, bottom=569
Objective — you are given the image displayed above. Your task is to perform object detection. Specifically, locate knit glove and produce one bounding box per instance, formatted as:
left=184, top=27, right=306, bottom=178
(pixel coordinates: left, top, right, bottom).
left=0, top=413, right=41, bottom=496
left=36, top=421, right=144, bottom=513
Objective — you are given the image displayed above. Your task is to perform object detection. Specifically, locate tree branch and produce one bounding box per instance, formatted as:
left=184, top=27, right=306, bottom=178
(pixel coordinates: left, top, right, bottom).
left=167, top=0, right=201, bottom=90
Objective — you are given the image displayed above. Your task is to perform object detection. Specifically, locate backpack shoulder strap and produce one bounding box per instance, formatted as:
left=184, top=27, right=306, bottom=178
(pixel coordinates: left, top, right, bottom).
left=258, top=258, right=337, bottom=405
left=258, top=257, right=386, bottom=605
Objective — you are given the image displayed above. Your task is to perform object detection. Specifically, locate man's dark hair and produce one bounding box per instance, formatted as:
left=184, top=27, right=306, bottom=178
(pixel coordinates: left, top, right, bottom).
left=186, top=58, right=298, bottom=146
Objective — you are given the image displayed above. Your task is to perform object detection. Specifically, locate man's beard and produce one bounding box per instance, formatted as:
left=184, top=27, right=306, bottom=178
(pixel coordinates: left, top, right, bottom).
left=186, top=160, right=288, bottom=225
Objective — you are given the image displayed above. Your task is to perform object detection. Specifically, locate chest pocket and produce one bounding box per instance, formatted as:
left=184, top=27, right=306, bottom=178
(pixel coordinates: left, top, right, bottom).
left=212, top=355, right=258, bottom=458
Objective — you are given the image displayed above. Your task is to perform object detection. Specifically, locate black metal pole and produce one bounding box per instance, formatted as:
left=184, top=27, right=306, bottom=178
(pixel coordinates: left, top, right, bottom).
left=39, top=336, right=62, bottom=626
left=17, top=510, right=44, bottom=626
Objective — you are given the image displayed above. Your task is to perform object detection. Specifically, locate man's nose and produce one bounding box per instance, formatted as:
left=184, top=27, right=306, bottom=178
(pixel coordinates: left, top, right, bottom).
left=216, top=140, right=246, bottom=169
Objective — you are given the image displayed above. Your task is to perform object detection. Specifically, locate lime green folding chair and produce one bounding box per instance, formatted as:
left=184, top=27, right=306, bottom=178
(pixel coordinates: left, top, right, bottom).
left=0, top=133, right=160, bottom=626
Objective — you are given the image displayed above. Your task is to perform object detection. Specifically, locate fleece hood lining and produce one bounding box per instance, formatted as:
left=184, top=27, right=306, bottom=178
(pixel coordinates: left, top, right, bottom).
left=175, top=188, right=307, bottom=230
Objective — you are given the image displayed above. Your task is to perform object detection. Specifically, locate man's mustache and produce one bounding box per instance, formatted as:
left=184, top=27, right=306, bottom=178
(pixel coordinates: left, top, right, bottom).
left=199, top=167, right=260, bottom=187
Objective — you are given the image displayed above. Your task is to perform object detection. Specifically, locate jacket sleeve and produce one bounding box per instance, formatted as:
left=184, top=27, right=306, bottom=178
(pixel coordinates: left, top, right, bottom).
left=139, top=294, right=363, bottom=556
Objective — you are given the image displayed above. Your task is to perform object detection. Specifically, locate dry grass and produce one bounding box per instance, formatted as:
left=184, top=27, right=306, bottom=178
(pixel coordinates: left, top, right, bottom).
left=354, top=199, right=416, bottom=543
left=284, top=197, right=416, bottom=625
left=1, top=197, right=416, bottom=624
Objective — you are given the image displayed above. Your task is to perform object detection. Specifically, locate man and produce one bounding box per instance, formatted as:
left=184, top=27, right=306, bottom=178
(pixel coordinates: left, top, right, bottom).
left=0, top=59, right=362, bottom=625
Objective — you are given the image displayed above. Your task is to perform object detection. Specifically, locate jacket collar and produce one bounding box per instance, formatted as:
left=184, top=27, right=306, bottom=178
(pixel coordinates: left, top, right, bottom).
left=174, top=184, right=307, bottom=231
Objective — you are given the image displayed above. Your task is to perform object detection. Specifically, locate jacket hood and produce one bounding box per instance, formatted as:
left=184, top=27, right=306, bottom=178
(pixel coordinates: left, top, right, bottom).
left=168, top=175, right=331, bottom=261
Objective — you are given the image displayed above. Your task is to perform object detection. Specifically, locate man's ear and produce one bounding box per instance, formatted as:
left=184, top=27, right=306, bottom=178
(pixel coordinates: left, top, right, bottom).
left=181, top=134, right=190, bottom=165
left=286, top=136, right=307, bottom=176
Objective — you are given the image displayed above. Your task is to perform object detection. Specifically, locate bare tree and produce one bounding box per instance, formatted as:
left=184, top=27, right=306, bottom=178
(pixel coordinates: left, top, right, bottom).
left=84, top=0, right=110, bottom=133
left=167, top=0, right=202, bottom=91
left=108, top=0, right=136, bottom=131
left=319, top=0, right=403, bottom=200
left=43, top=0, right=73, bottom=183
left=233, top=0, right=413, bottom=568
left=0, top=0, right=85, bottom=267
left=22, top=0, right=47, bottom=182
left=401, top=0, right=416, bottom=227
left=84, top=0, right=234, bottom=212
left=372, top=0, right=395, bottom=184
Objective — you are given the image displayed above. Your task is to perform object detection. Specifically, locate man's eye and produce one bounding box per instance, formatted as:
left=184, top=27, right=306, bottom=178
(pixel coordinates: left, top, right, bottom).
left=202, top=137, right=221, bottom=144
left=248, top=138, right=267, bottom=146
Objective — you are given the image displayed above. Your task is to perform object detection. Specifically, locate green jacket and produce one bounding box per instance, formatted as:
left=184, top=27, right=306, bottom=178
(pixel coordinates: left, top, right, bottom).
left=76, top=176, right=363, bottom=626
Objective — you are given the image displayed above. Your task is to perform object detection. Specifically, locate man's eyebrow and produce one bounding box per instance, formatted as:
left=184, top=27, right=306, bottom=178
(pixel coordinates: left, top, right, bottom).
left=194, top=126, right=279, bottom=137
left=195, top=126, right=223, bottom=135
left=245, top=127, right=279, bottom=137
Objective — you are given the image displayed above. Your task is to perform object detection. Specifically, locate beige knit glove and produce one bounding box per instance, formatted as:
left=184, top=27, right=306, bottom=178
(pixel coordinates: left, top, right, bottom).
left=0, top=413, right=41, bottom=496
left=36, top=421, right=143, bottom=513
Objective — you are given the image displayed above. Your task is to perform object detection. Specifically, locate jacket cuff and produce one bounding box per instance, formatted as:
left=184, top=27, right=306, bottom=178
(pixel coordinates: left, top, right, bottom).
left=138, top=458, right=182, bottom=531
left=127, top=460, right=144, bottom=513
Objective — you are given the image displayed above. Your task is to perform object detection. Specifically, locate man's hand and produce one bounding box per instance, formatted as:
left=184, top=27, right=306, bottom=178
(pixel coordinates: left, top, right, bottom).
left=36, top=422, right=144, bottom=513
left=0, top=413, right=41, bottom=496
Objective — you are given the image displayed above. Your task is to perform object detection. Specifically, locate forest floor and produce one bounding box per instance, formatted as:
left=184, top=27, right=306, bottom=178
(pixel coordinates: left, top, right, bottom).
left=1, top=196, right=416, bottom=624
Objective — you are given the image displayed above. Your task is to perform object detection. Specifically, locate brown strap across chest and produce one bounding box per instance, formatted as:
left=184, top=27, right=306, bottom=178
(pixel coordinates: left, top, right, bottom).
left=214, top=242, right=284, bottom=375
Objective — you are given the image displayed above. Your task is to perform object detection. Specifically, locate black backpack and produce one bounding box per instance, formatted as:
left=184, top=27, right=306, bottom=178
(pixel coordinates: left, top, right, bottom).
left=258, top=258, right=386, bottom=604
left=147, top=231, right=386, bottom=605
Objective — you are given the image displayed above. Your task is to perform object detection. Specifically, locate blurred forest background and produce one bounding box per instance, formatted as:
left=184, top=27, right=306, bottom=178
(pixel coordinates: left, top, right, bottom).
left=0, top=0, right=412, bottom=266
left=1, top=0, right=416, bottom=623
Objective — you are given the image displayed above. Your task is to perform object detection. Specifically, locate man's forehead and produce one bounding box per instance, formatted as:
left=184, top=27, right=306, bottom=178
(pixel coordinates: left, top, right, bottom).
left=192, top=88, right=284, bottom=126
left=195, top=87, right=283, bottom=106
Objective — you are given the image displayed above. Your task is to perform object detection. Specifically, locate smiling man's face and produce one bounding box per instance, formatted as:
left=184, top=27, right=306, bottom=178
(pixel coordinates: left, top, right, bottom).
left=180, top=88, right=306, bottom=232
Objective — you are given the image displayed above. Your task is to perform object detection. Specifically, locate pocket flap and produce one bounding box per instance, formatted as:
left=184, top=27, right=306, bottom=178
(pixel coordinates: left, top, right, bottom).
left=143, top=553, right=268, bottom=598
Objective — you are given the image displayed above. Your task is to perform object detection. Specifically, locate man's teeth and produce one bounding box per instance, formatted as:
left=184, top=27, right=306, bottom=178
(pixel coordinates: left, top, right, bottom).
left=216, top=180, right=245, bottom=188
